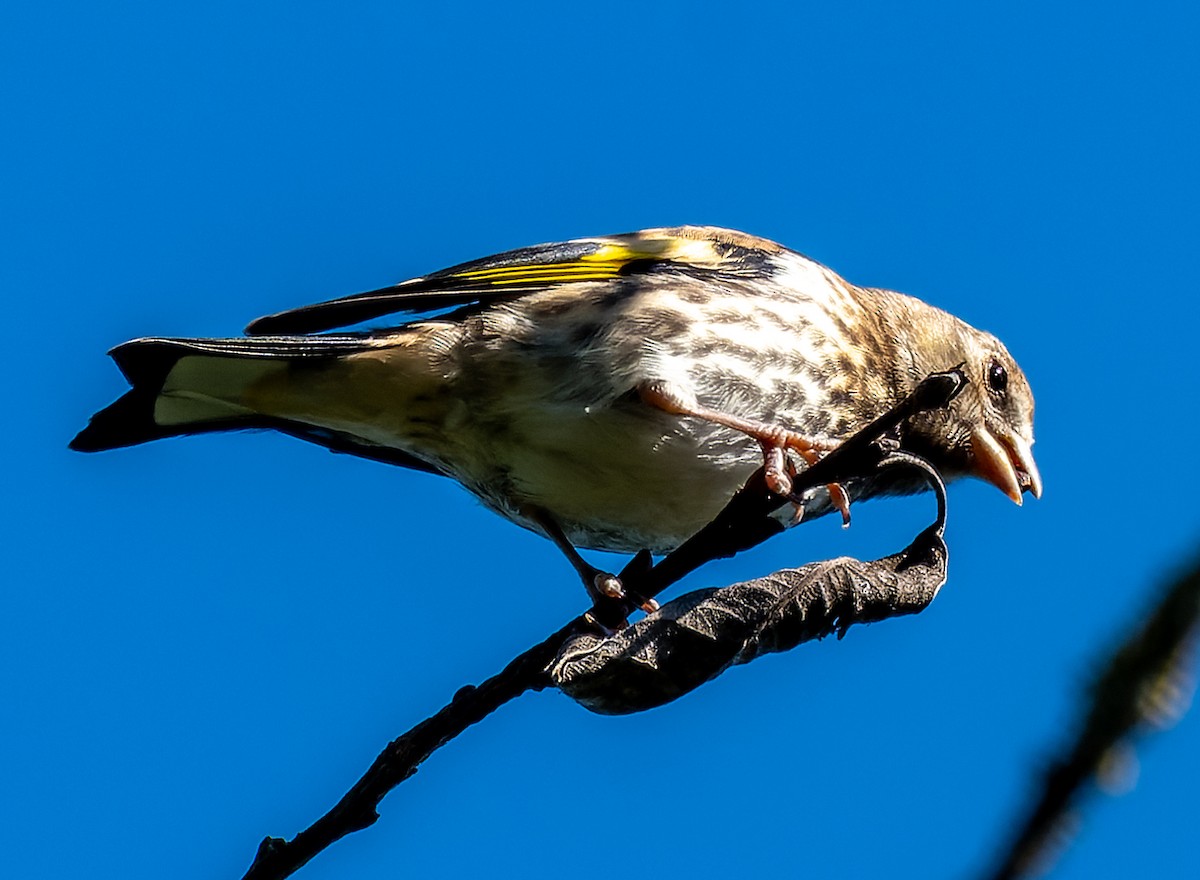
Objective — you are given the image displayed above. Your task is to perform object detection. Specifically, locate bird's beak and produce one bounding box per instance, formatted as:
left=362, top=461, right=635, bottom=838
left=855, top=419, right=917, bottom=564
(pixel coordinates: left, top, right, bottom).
left=970, top=428, right=1043, bottom=504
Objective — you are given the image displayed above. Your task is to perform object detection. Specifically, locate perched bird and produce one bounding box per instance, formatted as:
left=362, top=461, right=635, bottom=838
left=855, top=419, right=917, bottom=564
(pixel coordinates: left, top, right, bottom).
left=71, top=226, right=1040, bottom=597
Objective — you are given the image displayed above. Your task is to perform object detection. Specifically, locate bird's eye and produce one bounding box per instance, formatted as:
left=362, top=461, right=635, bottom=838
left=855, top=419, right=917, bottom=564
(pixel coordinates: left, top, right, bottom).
left=987, top=358, right=1008, bottom=395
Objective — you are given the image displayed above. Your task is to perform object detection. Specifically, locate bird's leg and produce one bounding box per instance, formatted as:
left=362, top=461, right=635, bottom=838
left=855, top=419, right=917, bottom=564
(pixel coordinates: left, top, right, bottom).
left=524, top=506, right=660, bottom=617
left=639, top=381, right=852, bottom=526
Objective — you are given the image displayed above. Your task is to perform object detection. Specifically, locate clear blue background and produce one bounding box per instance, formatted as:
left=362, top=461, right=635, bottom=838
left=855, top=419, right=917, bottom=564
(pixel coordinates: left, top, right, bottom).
left=5, top=3, right=1198, bottom=878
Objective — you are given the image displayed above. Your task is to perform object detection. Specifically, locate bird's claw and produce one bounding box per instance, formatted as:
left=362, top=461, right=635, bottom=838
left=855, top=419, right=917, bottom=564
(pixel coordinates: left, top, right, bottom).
left=591, top=571, right=658, bottom=617
left=830, top=482, right=852, bottom=527
left=762, top=441, right=851, bottom=527
left=593, top=572, right=625, bottom=600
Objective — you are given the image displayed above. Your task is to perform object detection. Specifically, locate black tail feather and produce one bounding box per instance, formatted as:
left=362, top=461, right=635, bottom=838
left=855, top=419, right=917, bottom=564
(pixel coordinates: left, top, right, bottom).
left=70, top=386, right=174, bottom=451
left=71, top=333, right=384, bottom=454
left=71, top=341, right=194, bottom=452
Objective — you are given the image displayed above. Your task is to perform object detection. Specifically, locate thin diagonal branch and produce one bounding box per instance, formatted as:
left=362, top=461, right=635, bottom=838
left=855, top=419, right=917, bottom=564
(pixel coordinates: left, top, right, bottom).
left=242, top=622, right=573, bottom=880
left=240, top=369, right=966, bottom=880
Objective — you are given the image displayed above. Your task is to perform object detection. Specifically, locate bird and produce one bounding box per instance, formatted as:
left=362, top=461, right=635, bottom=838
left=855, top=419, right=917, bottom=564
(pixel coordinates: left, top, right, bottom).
left=71, top=225, right=1040, bottom=601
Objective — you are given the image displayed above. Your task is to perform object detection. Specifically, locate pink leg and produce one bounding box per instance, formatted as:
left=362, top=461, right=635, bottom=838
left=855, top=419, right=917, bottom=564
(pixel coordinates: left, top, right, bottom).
left=640, top=382, right=853, bottom=526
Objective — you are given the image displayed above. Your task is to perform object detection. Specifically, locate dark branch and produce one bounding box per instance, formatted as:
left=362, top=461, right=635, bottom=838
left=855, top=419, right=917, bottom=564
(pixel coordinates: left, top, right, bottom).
left=240, top=369, right=966, bottom=880
left=242, top=621, right=574, bottom=880
left=983, top=552, right=1200, bottom=879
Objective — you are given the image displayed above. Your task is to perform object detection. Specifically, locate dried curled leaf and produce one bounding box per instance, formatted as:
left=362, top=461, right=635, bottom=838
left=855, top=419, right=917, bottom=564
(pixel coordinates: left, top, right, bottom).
left=550, top=525, right=948, bottom=714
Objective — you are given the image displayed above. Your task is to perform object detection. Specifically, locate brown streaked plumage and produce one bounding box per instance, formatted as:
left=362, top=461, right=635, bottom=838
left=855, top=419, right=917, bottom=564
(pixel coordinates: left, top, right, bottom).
left=71, top=226, right=1040, bottom=568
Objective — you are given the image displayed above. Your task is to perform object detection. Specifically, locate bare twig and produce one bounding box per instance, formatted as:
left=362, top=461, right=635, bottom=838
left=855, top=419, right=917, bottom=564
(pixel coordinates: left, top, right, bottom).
left=242, top=622, right=573, bottom=880
left=240, top=369, right=966, bottom=880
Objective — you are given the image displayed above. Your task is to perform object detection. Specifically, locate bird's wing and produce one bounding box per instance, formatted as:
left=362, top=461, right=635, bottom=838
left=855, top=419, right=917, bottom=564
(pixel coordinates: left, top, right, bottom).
left=244, top=226, right=787, bottom=336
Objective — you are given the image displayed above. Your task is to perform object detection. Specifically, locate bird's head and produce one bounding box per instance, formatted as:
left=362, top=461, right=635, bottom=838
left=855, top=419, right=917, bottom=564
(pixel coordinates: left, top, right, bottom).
left=899, top=310, right=1041, bottom=505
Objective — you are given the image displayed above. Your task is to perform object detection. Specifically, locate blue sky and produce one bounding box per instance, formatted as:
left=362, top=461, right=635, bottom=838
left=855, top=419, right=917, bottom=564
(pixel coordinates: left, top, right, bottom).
left=5, top=2, right=1199, bottom=878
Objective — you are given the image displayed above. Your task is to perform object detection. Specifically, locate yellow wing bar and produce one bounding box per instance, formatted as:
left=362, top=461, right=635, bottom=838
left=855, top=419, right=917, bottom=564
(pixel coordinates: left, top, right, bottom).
left=453, top=261, right=630, bottom=285
left=449, top=236, right=726, bottom=287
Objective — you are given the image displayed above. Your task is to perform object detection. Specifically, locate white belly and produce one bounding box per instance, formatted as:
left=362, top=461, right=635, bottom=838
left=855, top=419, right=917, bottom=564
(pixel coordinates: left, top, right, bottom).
left=449, top=402, right=764, bottom=553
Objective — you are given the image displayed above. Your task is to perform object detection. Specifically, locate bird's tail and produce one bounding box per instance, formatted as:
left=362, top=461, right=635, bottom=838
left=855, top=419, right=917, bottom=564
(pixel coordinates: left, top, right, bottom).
left=69, top=335, right=378, bottom=452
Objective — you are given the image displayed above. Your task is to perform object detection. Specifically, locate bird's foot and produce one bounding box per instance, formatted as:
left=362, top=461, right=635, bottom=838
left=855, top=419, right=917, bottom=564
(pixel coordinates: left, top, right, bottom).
left=639, top=381, right=852, bottom=526
left=592, top=571, right=625, bottom=601
left=590, top=571, right=658, bottom=614
left=524, top=505, right=659, bottom=615
left=584, top=569, right=658, bottom=636
left=757, top=433, right=851, bottom=527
